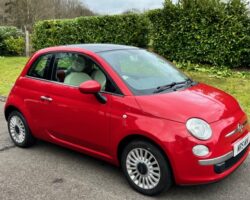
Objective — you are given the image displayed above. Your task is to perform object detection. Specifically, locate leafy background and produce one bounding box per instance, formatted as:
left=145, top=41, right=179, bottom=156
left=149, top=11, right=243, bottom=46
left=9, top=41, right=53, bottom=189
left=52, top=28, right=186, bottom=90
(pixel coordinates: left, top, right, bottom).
left=31, top=0, right=250, bottom=68
left=32, top=14, right=149, bottom=50
left=148, top=0, right=250, bottom=68
left=0, top=26, right=25, bottom=56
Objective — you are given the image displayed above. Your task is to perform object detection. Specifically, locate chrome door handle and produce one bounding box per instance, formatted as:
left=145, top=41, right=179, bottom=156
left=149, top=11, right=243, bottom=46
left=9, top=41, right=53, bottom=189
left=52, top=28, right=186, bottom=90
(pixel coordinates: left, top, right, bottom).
left=40, top=96, right=53, bottom=102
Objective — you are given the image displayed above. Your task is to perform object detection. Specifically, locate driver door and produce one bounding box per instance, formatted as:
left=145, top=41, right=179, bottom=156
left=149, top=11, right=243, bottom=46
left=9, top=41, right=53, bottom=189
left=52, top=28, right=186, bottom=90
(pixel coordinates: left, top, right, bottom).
left=40, top=52, right=112, bottom=155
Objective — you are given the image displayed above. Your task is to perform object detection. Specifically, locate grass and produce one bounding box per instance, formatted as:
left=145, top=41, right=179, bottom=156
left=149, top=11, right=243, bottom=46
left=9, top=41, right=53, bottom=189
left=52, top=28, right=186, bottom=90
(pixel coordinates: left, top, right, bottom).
left=0, top=57, right=28, bottom=96
left=0, top=56, right=249, bottom=117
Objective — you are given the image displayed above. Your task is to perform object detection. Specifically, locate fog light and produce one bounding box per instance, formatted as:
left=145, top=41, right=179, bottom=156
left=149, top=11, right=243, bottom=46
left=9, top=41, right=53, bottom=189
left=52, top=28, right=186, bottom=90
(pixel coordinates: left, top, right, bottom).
left=192, top=145, right=209, bottom=157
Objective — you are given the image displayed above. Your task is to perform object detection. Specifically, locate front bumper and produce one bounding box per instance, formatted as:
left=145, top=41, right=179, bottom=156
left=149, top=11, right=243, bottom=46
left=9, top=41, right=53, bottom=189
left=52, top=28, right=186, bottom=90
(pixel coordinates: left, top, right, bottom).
left=172, top=145, right=249, bottom=185
left=198, top=143, right=249, bottom=175
left=213, top=145, right=249, bottom=174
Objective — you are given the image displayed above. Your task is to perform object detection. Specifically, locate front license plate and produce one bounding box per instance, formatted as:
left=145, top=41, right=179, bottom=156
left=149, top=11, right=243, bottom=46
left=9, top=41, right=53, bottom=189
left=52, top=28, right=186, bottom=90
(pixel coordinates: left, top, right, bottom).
left=233, top=133, right=250, bottom=157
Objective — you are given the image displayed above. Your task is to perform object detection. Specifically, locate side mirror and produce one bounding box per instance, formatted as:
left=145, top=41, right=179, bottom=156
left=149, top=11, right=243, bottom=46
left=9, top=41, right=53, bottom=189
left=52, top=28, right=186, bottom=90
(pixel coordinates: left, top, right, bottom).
left=79, top=80, right=107, bottom=104
left=79, top=80, right=101, bottom=94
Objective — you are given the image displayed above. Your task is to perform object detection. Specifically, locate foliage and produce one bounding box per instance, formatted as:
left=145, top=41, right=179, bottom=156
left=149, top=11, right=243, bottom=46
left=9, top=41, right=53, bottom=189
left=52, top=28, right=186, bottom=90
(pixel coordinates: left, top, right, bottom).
left=174, top=61, right=246, bottom=78
left=147, top=0, right=250, bottom=68
left=4, top=37, right=25, bottom=56
left=32, top=14, right=150, bottom=50
left=32, top=0, right=250, bottom=68
left=1, top=0, right=95, bottom=30
left=0, top=26, right=24, bottom=55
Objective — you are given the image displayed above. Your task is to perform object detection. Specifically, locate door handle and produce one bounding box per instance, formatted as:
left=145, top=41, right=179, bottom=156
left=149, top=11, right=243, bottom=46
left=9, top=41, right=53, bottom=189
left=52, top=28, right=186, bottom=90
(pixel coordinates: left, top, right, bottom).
left=40, top=96, right=53, bottom=102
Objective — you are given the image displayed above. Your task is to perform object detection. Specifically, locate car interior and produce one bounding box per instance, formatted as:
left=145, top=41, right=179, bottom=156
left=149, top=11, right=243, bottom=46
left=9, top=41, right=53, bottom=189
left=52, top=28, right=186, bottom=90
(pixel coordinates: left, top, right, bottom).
left=53, top=54, right=105, bottom=87
left=53, top=53, right=118, bottom=93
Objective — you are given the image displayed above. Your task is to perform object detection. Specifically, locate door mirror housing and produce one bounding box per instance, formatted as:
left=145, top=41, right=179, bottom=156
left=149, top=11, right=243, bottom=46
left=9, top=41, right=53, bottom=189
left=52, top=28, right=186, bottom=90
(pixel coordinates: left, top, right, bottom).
left=79, top=80, right=107, bottom=104
left=79, top=80, right=101, bottom=94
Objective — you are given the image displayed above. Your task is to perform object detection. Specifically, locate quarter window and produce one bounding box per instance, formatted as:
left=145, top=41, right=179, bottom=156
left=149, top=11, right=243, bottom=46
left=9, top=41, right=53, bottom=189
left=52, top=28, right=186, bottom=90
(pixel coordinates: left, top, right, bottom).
left=28, top=54, right=52, bottom=79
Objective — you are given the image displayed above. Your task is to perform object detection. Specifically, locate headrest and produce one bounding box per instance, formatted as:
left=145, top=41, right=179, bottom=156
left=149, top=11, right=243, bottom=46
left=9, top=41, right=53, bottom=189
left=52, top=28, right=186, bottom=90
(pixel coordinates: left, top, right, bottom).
left=71, top=56, right=86, bottom=72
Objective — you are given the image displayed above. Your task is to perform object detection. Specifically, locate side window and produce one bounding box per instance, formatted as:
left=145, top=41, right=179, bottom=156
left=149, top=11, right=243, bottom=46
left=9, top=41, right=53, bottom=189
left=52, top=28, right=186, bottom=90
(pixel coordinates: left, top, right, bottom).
left=28, top=54, right=52, bottom=79
left=52, top=53, right=89, bottom=86
left=52, top=53, right=121, bottom=94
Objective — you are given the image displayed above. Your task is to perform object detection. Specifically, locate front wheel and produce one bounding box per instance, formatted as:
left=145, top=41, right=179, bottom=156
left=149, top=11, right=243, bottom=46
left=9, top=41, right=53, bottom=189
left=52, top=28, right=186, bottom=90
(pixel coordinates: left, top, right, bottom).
left=8, top=111, right=36, bottom=148
left=121, top=140, right=173, bottom=196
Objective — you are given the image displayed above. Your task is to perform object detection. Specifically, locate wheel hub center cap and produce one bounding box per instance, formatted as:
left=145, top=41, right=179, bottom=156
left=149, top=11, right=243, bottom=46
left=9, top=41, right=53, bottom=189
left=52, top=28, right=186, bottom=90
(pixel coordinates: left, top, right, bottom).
left=15, top=126, right=20, bottom=134
left=137, top=163, right=148, bottom=175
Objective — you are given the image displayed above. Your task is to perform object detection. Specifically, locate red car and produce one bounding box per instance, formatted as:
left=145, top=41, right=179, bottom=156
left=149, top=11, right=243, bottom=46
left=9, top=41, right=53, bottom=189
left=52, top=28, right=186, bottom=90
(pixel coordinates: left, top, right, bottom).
left=4, top=44, right=250, bottom=195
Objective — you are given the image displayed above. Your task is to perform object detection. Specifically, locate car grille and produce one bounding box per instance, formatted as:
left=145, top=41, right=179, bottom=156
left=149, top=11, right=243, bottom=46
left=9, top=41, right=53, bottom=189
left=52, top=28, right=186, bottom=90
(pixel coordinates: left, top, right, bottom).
left=214, top=145, right=249, bottom=174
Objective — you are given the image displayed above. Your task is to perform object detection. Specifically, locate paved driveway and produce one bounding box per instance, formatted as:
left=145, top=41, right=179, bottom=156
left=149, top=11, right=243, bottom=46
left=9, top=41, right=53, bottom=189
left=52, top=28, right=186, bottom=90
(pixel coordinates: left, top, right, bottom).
left=0, top=102, right=249, bottom=200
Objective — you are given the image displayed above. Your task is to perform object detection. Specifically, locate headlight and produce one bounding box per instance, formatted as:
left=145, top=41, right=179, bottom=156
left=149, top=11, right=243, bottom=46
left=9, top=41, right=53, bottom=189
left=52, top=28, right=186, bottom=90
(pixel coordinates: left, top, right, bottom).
left=186, top=118, right=212, bottom=140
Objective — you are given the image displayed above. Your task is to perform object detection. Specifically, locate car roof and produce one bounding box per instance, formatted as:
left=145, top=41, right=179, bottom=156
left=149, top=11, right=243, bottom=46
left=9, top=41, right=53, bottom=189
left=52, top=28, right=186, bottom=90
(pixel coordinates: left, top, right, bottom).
left=63, top=43, right=139, bottom=53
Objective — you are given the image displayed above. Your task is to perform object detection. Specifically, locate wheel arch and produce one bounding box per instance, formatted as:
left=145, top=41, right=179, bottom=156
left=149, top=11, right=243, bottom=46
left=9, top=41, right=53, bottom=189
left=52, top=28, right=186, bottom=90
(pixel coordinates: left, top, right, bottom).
left=4, top=105, right=22, bottom=121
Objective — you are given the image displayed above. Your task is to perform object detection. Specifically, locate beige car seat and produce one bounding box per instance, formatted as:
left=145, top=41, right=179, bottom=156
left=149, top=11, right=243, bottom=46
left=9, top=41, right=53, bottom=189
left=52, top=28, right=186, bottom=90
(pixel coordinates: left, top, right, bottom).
left=64, top=56, right=91, bottom=86
left=91, top=69, right=107, bottom=90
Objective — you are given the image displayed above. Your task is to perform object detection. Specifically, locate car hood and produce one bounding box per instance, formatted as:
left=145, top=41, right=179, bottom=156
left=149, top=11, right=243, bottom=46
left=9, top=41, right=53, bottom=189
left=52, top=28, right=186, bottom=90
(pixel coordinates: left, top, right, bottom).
left=135, top=83, right=240, bottom=123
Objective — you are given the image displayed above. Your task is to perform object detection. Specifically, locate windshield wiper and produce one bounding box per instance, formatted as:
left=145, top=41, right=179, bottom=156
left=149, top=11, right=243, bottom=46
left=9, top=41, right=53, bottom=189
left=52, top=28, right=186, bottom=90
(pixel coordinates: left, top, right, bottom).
left=185, top=78, right=192, bottom=83
left=153, top=79, right=193, bottom=94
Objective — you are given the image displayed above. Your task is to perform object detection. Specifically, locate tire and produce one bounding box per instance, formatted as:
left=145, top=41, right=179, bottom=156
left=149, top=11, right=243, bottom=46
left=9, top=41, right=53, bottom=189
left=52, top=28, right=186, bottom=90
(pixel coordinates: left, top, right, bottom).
left=121, top=140, right=173, bottom=196
left=8, top=111, right=36, bottom=148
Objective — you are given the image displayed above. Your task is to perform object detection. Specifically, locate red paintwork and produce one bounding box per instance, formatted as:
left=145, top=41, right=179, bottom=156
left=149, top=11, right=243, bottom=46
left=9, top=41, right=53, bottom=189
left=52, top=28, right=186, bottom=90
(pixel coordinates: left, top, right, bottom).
left=79, top=80, right=101, bottom=94
left=5, top=46, right=250, bottom=185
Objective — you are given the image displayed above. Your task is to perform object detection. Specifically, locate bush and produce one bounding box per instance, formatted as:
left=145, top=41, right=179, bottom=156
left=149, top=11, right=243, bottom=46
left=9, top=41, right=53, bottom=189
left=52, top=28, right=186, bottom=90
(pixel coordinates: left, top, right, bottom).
left=4, top=36, right=25, bottom=56
left=147, top=0, right=250, bottom=68
left=0, top=26, right=24, bottom=55
left=32, top=1, right=250, bottom=68
left=32, top=14, right=150, bottom=50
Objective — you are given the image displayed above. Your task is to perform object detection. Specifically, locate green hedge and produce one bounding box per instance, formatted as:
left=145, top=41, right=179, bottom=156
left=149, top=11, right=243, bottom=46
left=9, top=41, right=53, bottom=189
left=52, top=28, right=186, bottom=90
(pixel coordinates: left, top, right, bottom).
left=32, top=14, right=150, bottom=50
left=147, top=0, right=250, bottom=68
left=0, top=26, right=25, bottom=56
left=32, top=0, right=250, bottom=68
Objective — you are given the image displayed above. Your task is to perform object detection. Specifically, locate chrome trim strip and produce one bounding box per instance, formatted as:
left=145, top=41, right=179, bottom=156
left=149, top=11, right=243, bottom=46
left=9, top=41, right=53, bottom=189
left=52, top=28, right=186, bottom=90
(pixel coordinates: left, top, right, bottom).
left=225, top=120, right=248, bottom=138
left=226, top=129, right=238, bottom=138
left=199, top=151, right=234, bottom=166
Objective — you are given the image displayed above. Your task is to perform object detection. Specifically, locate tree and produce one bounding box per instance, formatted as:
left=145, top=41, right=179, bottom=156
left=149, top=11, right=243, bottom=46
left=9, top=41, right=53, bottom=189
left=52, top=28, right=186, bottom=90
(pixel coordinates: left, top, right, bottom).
left=122, top=8, right=141, bottom=15
left=0, top=0, right=95, bottom=30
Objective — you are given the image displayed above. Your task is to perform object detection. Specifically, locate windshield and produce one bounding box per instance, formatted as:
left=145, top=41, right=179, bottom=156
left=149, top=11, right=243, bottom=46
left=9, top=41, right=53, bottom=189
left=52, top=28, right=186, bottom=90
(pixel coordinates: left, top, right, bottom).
left=99, top=49, right=190, bottom=95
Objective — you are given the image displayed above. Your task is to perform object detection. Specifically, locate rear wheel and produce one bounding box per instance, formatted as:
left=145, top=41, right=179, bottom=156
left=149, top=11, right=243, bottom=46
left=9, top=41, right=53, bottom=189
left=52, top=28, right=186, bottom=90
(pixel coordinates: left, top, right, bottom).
left=8, top=111, right=36, bottom=147
left=121, top=140, right=173, bottom=196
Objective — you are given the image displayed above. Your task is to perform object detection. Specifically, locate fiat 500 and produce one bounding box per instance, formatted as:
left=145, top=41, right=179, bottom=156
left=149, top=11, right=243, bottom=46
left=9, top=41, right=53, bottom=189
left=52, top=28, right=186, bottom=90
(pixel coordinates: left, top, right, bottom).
left=4, top=44, right=249, bottom=196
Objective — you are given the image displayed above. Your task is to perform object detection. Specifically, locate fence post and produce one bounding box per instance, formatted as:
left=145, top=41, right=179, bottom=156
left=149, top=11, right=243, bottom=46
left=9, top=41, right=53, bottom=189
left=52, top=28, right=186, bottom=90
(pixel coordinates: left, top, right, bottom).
left=25, top=27, right=30, bottom=57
